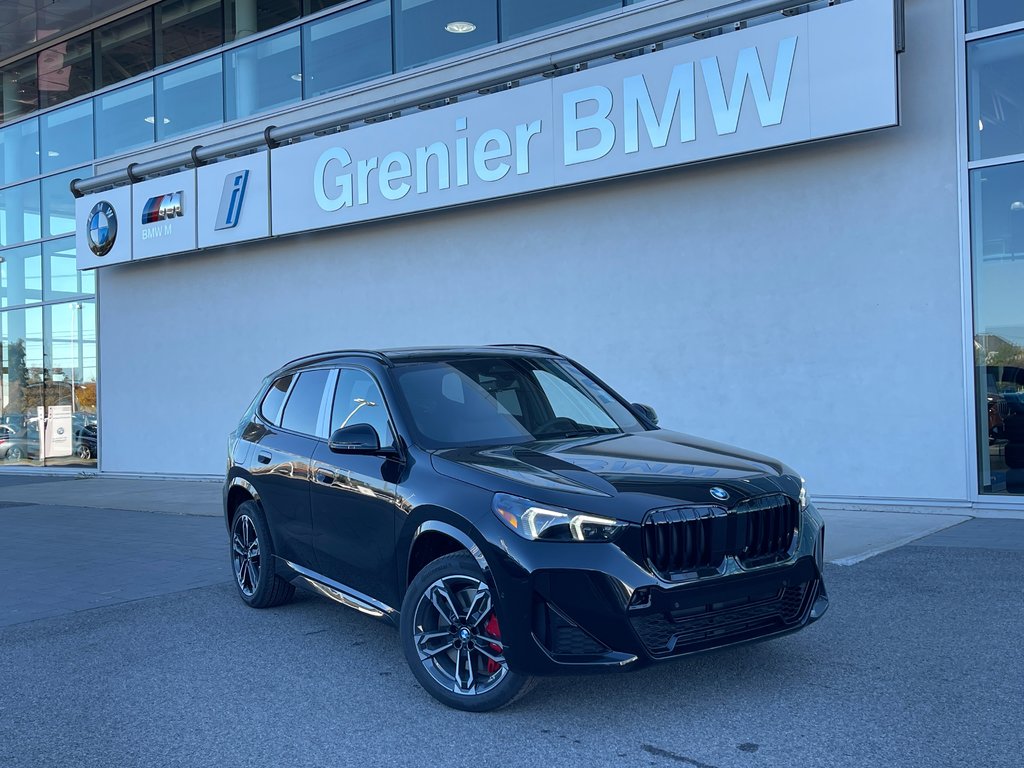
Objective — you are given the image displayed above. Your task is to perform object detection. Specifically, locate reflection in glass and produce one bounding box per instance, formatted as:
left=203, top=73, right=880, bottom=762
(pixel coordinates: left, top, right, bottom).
left=0, top=305, right=44, bottom=467
left=968, top=31, right=1024, bottom=161
left=0, top=119, right=39, bottom=186
left=41, top=170, right=82, bottom=238
left=95, top=81, right=156, bottom=158
left=500, top=0, right=620, bottom=40
left=44, top=239, right=94, bottom=301
left=40, top=102, right=94, bottom=173
left=44, top=300, right=98, bottom=466
left=303, top=1, right=392, bottom=99
left=0, top=55, right=39, bottom=123
left=970, top=161, right=1024, bottom=494
left=967, top=0, right=1024, bottom=33
left=38, top=32, right=94, bottom=110
left=226, top=0, right=302, bottom=41
left=98, top=9, right=156, bottom=88
left=394, top=0, right=497, bottom=71
left=224, top=30, right=301, bottom=121
left=0, top=244, right=43, bottom=308
left=0, top=181, right=41, bottom=247
left=159, top=0, right=224, bottom=65
left=156, top=57, right=224, bottom=140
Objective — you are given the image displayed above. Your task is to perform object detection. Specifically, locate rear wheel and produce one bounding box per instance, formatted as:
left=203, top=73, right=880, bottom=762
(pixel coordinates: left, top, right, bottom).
left=400, top=551, right=535, bottom=711
left=230, top=499, right=294, bottom=608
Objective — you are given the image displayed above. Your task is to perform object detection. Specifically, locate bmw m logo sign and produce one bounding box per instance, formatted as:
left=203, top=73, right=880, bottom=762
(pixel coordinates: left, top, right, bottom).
left=710, top=487, right=730, bottom=502
left=141, top=191, right=184, bottom=224
left=86, top=201, right=117, bottom=257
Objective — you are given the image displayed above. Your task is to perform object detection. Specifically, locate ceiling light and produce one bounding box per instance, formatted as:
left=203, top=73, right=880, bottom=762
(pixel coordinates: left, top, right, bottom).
left=978, top=119, right=984, bottom=131
left=291, top=73, right=303, bottom=81
left=1011, top=201, right=1024, bottom=211
left=445, top=20, right=476, bottom=33
left=143, top=116, right=171, bottom=124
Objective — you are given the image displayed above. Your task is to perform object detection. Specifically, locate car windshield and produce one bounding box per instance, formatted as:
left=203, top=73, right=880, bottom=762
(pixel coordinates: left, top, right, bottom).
left=390, top=356, right=644, bottom=449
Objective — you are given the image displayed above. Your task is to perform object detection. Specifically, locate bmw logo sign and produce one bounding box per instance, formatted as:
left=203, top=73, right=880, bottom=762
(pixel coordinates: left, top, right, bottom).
left=709, top=487, right=730, bottom=502
left=57, top=427, right=65, bottom=436
left=87, top=200, right=117, bottom=257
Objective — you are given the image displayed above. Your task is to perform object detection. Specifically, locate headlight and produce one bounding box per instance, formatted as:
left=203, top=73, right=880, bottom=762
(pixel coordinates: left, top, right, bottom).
left=492, top=493, right=624, bottom=542
left=799, top=477, right=809, bottom=510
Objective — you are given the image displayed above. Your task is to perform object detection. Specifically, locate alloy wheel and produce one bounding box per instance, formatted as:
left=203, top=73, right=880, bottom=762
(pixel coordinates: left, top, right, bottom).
left=412, top=575, right=508, bottom=696
left=232, top=514, right=261, bottom=596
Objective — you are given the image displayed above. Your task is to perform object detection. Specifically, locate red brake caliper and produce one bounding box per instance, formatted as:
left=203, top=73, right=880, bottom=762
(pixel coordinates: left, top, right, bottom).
left=483, top=613, right=502, bottom=675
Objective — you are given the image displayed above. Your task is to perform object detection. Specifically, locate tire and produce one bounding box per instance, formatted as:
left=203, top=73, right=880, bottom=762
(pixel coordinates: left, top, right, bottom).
left=7, top=446, right=23, bottom=461
left=400, top=551, right=535, bottom=712
left=76, top=444, right=93, bottom=460
left=230, top=499, right=295, bottom=608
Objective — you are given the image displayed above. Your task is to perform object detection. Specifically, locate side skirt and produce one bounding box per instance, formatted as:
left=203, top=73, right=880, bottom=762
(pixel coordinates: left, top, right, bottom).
left=277, top=557, right=400, bottom=627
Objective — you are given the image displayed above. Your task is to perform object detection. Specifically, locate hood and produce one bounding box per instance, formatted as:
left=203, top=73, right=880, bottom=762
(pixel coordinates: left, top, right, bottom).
left=431, top=429, right=799, bottom=519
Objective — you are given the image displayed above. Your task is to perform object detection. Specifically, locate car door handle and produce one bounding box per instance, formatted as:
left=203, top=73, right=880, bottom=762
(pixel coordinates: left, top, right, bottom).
left=257, top=452, right=271, bottom=464
left=315, top=469, right=336, bottom=485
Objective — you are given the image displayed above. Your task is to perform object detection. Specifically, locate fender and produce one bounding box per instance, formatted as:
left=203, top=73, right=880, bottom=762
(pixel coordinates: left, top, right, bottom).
left=404, top=517, right=490, bottom=586
left=225, top=475, right=261, bottom=527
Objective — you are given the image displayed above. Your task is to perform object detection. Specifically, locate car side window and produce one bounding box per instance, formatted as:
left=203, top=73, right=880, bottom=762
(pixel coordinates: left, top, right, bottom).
left=280, top=370, right=331, bottom=436
left=331, top=368, right=394, bottom=447
left=259, top=374, right=294, bottom=425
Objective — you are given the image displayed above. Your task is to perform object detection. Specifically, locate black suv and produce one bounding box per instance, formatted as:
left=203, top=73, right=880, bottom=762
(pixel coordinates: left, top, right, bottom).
left=225, top=345, right=828, bottom=711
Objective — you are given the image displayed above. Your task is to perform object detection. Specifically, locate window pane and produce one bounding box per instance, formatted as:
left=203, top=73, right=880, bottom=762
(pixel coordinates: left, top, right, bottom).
left=38, top=31, right=93, bottom=110
left=0, top=181, right=41, bottom=247
left=159, top=0, right=224, bottom=65
left=156, top=57, right=223, bottom=140
left=98, top=9, right=155, bottom=88
left=226, top=0, right=301, bottom=41
left=302, top=0, right=392, bottom=99
left=281, top=369, right=329, bottom=435
left=224, top=30, right=301, bottom=121
left=1, top=305, right=45, bottom=466
left=970, top=162, right=1024, bottom=494
left=968, top=31, right=1024, bottom=161
left=331, top=369, right=393, bottom=445
left=0, top=119, right=39, bottom=186
left=967, top=0, right=1024, bottom=33
left=95, top=80, right=155, bottom=158
left=40, top=102, right=94, bottom=173
left=42, top=169, right=82, bottom=238
left=0, top=56, right=39, bottom=123
left=500, top=0, right=619, bottom=40
left=44, top=238, right=94, bottom=301
left=260, top=374, right=293, bottom=424
left=0, top=243, right=43, bottom=307
left=44, top=300, right=98, bottom=467
left=394, top=0, right=497, bottom=71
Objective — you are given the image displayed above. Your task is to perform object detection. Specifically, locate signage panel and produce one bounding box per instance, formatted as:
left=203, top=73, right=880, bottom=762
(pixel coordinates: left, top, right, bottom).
left=197, top=153, right=271, bottom=248
left=75, top=185, right=132, bottom=270
left=271, top=0, right=897, bottom=237
left=131, top=169, right=197, bottom=260
left=45, top=405, right=73, bottom=458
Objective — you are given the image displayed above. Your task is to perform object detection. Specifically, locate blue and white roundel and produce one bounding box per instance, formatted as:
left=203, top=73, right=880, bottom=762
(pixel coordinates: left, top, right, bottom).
left=86, top=201, right=117, bottom=257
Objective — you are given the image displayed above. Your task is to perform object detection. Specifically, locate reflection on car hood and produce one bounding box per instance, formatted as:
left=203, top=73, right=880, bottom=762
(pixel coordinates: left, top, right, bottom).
left=431, top=429, right=795, bottom=514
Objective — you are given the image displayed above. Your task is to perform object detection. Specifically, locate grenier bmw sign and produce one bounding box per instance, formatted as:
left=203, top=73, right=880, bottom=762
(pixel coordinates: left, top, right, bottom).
left=75, top=0, right=897, bottom=269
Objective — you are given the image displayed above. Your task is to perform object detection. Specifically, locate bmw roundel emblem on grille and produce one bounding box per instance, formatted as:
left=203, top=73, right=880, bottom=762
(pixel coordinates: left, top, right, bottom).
left=86, top=200, right=117, bottom=257
left=709, top=487, right=730, bottom=501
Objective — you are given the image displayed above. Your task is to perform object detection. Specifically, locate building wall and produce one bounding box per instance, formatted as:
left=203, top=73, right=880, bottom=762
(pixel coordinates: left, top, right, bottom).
left=97, top=0, right=969, bottom=501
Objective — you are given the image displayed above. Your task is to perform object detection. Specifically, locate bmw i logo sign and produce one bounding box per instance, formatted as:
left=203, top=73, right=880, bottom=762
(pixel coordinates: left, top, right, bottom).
left=86, top=201, right=117, bottom=257
left=709, top=487, right=730, bottom=501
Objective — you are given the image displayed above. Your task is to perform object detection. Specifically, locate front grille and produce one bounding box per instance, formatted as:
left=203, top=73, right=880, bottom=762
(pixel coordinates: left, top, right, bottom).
left=642, top=494, right=798, bottom=578
left=631, top=579, right=817, bottom=658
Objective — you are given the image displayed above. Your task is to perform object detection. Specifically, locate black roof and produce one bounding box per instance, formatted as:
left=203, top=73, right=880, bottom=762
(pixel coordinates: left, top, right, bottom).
left=275, top=344, right=562, bottom=374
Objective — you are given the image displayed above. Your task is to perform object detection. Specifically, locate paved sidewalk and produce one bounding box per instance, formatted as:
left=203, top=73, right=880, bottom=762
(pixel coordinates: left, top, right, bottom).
left=0, top=474, right=976, bottom=564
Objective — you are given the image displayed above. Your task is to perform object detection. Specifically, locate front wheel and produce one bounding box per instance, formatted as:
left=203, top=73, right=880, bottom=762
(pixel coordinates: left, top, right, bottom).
left=400, top=551, right=535, bottom=711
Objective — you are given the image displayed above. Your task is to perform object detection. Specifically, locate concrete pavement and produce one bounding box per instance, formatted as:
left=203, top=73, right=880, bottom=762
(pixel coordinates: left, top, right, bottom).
left=0, top=474, right=977, bottom=564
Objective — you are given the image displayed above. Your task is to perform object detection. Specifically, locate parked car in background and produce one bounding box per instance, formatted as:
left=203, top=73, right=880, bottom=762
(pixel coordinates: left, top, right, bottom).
left=225, top=345, right=828, bottom=711
left=74, top=424, right=98, bottom=461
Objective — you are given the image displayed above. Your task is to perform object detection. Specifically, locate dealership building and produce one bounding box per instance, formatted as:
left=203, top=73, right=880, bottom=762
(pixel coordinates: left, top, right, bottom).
left=0, top=0, right=1021, bottom=512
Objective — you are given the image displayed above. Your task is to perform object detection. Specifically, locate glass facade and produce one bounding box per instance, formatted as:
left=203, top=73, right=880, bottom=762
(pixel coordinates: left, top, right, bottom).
left=968, top=15, right=1024, bottom=495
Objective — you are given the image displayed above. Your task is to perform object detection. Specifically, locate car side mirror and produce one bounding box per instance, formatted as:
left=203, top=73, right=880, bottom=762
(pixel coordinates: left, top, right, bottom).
left=631, top=403, right=659, bottom=426
left=328, top=423, right=383, bottom=454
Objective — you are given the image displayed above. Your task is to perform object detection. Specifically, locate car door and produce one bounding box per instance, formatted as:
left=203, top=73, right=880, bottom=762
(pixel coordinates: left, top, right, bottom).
left=250, top=369, right=332, bottom=569
left=310, top=366, right=402, bottom=603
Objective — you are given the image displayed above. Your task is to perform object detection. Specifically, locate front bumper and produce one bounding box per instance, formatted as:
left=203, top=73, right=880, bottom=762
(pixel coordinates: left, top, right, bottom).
left=483, top=504, right=828, bottom=675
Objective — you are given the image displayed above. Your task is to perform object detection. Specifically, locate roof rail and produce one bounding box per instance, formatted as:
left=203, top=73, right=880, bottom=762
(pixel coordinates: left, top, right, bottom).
left=279, top=349, right=393, bottom=371
left=488, top=344, right=562, bottom=356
